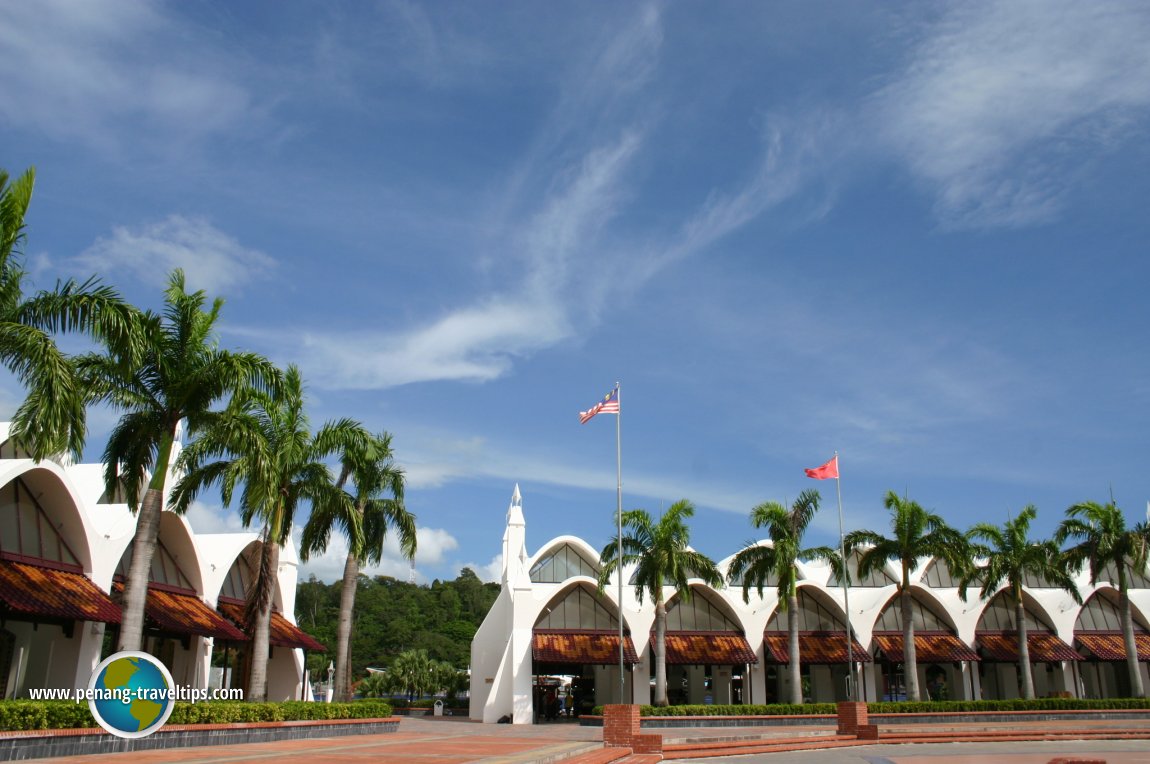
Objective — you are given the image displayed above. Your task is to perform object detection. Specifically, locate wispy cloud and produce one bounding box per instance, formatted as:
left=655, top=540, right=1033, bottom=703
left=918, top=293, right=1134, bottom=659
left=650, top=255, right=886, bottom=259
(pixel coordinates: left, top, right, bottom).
left=396, top=427, right=765, bottom=515
left=0, top=0, right=254, bottom=151
left=872, top=0, right=1150, bottom=228
left=75, top=216, right=277, bottom=294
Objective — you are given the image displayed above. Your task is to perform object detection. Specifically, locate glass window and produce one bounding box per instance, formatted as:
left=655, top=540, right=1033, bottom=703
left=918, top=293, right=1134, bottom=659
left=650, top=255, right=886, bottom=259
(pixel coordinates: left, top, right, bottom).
left=873, top=593, right=952, bottom=631
left=831, top=553, right=897, bottom=588
left=666, top=591, right=739, bottom=631
left=530, top=543, right=599, bottom=583
left=921, top=560, right=958, bottom=588
left=766, top=589, right=846, bottom=632
left=1075, top=592, right=1147, bottom=632
left=975, top=591, right=1050, bottom=632
left=534, top=586, right=620, bottom=630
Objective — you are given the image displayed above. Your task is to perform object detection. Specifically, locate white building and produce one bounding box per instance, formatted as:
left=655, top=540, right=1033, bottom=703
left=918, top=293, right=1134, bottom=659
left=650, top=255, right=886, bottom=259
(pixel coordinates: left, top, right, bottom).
left=0, top=423, right=324, bottom=700
left=471, top=487, right=1150, bottom=723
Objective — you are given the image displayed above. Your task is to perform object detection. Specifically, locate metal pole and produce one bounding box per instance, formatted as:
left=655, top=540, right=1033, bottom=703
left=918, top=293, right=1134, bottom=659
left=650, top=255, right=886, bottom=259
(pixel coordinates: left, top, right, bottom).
left=834, top=452, right=858, bottom=700
left=616, top=382, right=625, bottom=703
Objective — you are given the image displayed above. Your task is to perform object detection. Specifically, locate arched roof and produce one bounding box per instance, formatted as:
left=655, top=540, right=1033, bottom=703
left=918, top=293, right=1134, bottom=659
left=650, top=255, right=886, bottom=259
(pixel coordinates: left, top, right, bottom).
left=0, top=461, right=94, bottom=574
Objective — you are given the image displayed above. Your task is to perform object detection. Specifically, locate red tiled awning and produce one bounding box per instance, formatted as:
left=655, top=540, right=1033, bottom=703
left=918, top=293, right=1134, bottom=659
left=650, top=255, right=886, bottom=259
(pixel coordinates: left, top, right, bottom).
left=764, top=631, right=870, bottom=664
left=0, top=558, right=120, bottom=624
left=977, top=632, right=1082, bottom=662
left=1076, top=632, right=1150, bottom=662
left=533, top=629, right=639, bottom=664
left=218, top=600, right=327, bottom=651
left=145, top=588, right=248, bottom=642
left=873, top=632, right=980, bottom=663
left=658, top=631, right=758, bottom=665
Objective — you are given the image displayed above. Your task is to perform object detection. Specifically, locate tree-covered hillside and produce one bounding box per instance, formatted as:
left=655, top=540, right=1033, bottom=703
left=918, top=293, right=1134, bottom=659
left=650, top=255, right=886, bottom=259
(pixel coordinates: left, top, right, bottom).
left=295, top=568, right=499, bottom=681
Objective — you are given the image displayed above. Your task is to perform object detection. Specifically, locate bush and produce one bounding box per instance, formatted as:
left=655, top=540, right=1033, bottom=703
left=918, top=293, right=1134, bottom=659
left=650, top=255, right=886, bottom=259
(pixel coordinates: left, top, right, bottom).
left=589, top=698, right=1150, bottom=718
left=0, top=700, right=393, bottom=732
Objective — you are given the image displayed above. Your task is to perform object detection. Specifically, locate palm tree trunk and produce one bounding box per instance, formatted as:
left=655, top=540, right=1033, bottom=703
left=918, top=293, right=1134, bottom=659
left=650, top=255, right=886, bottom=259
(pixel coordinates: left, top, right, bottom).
left=654, top=598, right=668, bottom=706
left=334, top=552, right=359, bottom=702
left=786, top=593, right=802, bottom=704
left=901, top=590, right=920, bottom=701
left=1015, top=595, right=1035, bottom=699
left=246, top=540, right=279, bottom=702
left=1120, top=584, right=1146, bottom=697
left=117, top=432, right=175, bottom=652
left=117, top=487, right=163, bottom=651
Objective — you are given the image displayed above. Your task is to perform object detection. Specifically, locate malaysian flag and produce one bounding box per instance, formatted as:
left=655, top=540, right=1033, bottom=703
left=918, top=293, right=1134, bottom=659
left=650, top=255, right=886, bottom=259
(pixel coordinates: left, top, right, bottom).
left=579, top=386, right=620, bottom=424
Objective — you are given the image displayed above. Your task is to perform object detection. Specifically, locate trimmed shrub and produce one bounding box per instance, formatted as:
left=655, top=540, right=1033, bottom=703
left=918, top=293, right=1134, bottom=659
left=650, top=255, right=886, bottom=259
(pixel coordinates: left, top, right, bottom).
left=590, top=698, right=1150, bottom=718
left=0, top=700, right=393, bottom=732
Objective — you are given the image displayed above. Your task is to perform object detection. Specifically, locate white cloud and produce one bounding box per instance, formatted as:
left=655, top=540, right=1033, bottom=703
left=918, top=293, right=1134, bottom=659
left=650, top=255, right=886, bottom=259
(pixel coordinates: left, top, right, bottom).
left=76, top=216, right=277, bottom=294
left=183, top=500, right=247, bottom=535
left=296, top=524, right=460, bottom=584
left=458, top=554, right=503, bottom=584
left=0, top=0, right=253, bottom=150
left=873, top=0, right=1150, bottom=228
left=284, top=130, right=641, bottom=390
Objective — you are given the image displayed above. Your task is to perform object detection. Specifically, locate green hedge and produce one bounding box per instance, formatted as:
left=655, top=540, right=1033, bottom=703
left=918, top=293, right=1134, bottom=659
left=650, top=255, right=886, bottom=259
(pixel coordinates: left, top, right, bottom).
left=0, top=700, right=393, bottom=732
left=590, top=698, right=1150, bottom=717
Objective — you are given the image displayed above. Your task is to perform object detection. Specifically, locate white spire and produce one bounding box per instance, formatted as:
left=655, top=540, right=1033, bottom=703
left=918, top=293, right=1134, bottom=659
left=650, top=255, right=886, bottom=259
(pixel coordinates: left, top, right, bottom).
left=512, top=483, right=522, bottom=507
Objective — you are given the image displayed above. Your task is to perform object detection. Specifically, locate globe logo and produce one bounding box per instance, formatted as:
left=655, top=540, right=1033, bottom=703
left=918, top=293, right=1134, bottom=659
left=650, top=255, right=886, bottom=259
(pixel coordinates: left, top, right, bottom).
left=88, top=651, right=176, bottom=739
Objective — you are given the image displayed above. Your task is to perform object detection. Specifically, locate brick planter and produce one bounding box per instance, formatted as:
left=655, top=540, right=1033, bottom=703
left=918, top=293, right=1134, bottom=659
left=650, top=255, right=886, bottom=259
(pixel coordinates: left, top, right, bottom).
left=0, top=717, right=400, bottom=761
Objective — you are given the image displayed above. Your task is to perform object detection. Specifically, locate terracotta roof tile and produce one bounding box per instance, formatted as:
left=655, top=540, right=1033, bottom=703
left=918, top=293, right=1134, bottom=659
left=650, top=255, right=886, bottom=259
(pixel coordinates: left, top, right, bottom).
left=218, top=600, right=327, bottom=651
left=873, top=632, right=980, bottom=662
left=146, top=588, right=248, bottom=642
left=532, top=629, right=639, bottom=664
left=1076, top=632, right=1150, bottom=662
left=977, top=631, right=1082, bottom=662
left=764, top=631, right=871, bottom=664
left=658, top=631, right=758, bottom=665
left=0, top=559, right=120, bottom=624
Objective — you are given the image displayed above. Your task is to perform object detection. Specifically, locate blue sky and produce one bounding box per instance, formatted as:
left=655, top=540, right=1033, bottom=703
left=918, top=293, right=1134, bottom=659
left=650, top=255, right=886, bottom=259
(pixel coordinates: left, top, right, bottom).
left=3, top=1, right=1149, bottom=585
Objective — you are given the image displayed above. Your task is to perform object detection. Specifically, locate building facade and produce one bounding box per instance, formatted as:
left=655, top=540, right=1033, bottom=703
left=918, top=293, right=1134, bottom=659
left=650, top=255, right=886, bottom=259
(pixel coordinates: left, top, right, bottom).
left=470, top=487, right=1150, bottom=723
left=0, top=423, right=323, bottom=701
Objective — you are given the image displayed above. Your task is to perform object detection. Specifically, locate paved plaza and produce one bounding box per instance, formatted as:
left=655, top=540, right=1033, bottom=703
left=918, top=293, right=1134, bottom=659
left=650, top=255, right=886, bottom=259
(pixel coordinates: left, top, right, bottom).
left=15, top=716, right=1150, bottom=764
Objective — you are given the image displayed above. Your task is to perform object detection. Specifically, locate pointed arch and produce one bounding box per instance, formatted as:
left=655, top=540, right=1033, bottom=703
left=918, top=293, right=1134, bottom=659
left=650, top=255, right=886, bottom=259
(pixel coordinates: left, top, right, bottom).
left=665, top=585, right=743, bottom=632
left=831, top=550, right=898, bottom=588
left=974, top=588, right=1058, bottom=633
left=535, top=581, right=625, bottom=632
left=0, top=463, right=92, bottom=573
left=1075, top=588, right=1150, bottom=633
left=872, top=587, right=960, bottom=634
left=528, top=537, right=601, bottom=583
left=765, top=585, right=848, bottom=632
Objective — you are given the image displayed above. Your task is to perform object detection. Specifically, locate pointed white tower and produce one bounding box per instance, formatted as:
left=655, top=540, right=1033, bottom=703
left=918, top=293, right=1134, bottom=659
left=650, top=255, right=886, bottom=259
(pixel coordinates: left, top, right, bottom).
left=502, top=483, right=528, bottom=587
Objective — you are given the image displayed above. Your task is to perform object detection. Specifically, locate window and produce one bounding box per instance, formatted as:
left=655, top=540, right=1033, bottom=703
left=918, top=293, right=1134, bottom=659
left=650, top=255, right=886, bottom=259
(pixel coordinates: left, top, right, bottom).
left=766, top=589, right=844, bottom=631
left=0, top=479, right=80, bottom=566
left=115, top=539, right=193, bottom=589
left=530, top=544, right=599, bottom=583
left=873, top=593, right=952, bottom=632
left=665, top=591, right=739, bottom=631
left=534, top=586, right=620, bottom=630
left=975, top=591, right=1051, bottom=632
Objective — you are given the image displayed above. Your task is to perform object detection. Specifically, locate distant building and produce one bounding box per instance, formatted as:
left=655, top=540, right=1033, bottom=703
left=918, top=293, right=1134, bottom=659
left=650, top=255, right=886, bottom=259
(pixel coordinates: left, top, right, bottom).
left=471, top=486, right=1150, bottom=723
left=0, top=423, right=324, bottom=700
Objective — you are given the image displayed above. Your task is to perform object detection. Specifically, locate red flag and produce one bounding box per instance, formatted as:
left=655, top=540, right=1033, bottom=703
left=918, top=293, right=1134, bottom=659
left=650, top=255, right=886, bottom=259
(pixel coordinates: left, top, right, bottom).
left=804, top=455, right=838, bottom=480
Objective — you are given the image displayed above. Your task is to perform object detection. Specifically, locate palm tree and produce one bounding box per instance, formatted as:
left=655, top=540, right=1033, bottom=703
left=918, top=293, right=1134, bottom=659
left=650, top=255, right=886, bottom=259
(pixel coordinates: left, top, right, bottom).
left=960, top=505, right=1081, bottom=699
left=76, top=270, right=279, bottom=653
left=300, top=431, right=417, bottom=702
left=726, top=490, right=841, bottom=704
left=171, top=364, right=364, bottom=701
left=1056, top=501, right=1150, bottom=698
left=389, top=648, right=435, bottom=702
left=598, top=499, right=722, bottom=707
left=844, top=491, right=967, bottom=701
left=1, top=166, right=138, bottom=460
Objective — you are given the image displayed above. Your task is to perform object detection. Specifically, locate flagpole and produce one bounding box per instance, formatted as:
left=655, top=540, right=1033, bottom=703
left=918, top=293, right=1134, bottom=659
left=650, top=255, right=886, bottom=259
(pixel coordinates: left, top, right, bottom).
left=615, top=381, right=625, bottom=703
left=833, top=451, right=857, bottom=700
